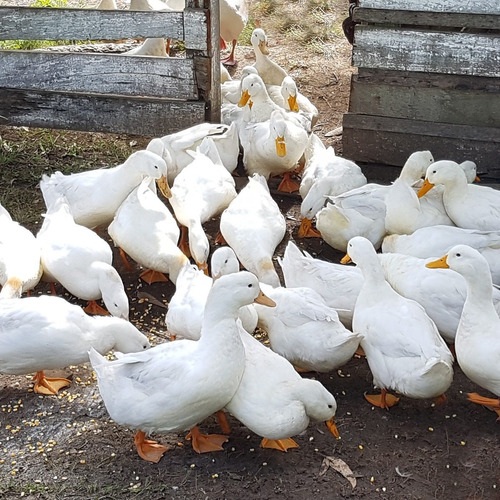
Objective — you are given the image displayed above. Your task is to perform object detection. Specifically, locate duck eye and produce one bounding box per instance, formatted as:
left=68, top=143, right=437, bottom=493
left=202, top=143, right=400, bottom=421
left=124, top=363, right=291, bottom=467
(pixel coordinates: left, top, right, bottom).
left=456, top=253, right=461, bottom=257
left=154, top=165, right=158, bottom=169
left=328, top=404, right=333, bottom=409
left=248, top=284, right=253, bottom=288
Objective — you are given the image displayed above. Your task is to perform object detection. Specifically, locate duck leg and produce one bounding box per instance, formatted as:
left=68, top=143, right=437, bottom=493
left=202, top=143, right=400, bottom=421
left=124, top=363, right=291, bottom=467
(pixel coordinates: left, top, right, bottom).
left=84, top=300, right=110, bottom=316
left=365, top=389, right=399, bottom=409
left=178, top=225, right=192, bottom=258
left=139, top=269, right=168, bottom=284
left=216, top=410, right=231, bottom=434
left=185, top=426, right=229, bottom=453
left=134, top=430, right=168, bottom=463
left=118, top=247, right=134, bottom=272
left=215, top=231, right=227, bottom=245
left=260, top=437, right=299, bottom=452
left=277, top=172, right=300, bottom=193
left=33, top=371, right=71, bottom=395
left=221, top=39, right=238, bottom=66
left=297, top=218, right=321, bottom=238
left=467, top=393, right=500, bottom=420
left=434, top=393, right=447, bottom=406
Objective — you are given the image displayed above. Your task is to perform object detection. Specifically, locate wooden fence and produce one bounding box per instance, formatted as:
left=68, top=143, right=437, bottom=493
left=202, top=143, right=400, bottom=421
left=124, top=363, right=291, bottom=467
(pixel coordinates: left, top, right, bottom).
left=342, top=0, right=500, bottom=179
left=0, top=0, right=221, bottom=137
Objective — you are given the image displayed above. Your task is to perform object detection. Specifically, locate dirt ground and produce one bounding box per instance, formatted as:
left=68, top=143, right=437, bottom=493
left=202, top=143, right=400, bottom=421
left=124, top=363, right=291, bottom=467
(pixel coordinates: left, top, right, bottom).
left=1, top=0, right=499, bottom=499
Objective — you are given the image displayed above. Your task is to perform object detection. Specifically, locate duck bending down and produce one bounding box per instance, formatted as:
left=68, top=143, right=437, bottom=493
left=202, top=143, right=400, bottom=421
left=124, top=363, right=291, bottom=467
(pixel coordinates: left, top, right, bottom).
left=225, top=322, right=339, bottom=451
left=426, top=245, right=500, bottom=421
left=254, top=282, right=361, bottom=372
left=382, top=225, right=500, bottom=285
left=298, top=134, right=367, bottom=237
left=108, top=177, right=188, bottom=285
left=40, top=150, right=169, bottom=230
left=166, top=247, right=257, bottom=340
left=0, top=295, right=149, bottom=395
left=90, top=272, right=275, bottom=462
left=418, top=160, right=500, bottom=230
left=219, top=174, right=286, bottom=287
left=343, top=237, right=454, bottom=408
left=239, top=109, right=309, bottom=192
left=0, top=203, right=42, bottom=298
left=169, top=138, right=237, bottom=272
left=37, top=196, right=129, bottom=318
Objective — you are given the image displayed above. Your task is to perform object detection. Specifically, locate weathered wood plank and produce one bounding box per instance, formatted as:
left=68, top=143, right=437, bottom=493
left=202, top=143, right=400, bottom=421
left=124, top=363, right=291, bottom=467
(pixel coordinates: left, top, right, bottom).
left=0, top=89, right=207, bottom=137
left=207, top=0, right=221, bottom=122
left=358, top=0, right=500, bottom=16
left=0, top=7, right=186, bottom=41
left=342, top=113, right=500, bottom=177
left=353, top=9, right=500, bottom=30
left=353, top=27, right=500, bottom=77
left=184, top=9, right=209, bottom=51
left=349, top=70, right=500, bottom=128
left=0, top=51, right=199, bottom=99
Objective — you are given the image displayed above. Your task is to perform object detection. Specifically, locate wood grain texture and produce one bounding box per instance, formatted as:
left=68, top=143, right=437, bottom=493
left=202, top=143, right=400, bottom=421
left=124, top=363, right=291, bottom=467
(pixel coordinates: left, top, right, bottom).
left=349, top=70, right=500, bottom=128
left=0, top=7, right=185, bottom=41
left=0, top=89, right=206, bottom=136
left=353, top=27, right=500, bottom=77
left=342, top=113, right=500, bottom=174
left=358, top=0, right=500, bottom=16
left=0, top=51, right=199, bottom=99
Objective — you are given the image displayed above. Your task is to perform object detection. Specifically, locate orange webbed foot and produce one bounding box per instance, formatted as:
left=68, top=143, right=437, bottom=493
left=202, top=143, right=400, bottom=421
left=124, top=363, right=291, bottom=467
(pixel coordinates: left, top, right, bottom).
left=467, top=392, right=500, bottom=420
left=33, top=371, right=71, bottom=395
left=139, top=269, right=168, bottom=284
left=260, top=437, right=299, bottom=452
left=277, top=172, right=300, bottom=193
left=297, top=218, right=321, bottom=238
left=84, top=300, right=110, bottom=316
left=186, top=426, right=229, bottom=453
left=134, top=430, right=168, bottom=463
left=365, top=389, right=399, bottom=409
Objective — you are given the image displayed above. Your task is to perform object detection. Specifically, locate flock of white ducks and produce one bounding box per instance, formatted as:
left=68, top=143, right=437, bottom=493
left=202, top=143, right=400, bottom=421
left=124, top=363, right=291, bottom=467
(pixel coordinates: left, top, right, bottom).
left=1, top=23, right=499, bottom=465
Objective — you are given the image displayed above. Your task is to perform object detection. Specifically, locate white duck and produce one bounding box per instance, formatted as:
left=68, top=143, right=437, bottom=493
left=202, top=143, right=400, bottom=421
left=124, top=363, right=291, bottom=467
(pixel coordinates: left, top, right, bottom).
left=166, top=246, right=258, bottom=340
left=89, top=272, right=274, bottom=462
left=96, top=0, right=117, bottom=8
left=418, top=160, right=500, bottom=230
left=40, top=149, right=169, bottom=229
left=298, top=134, right=367, bottom=237
left=37, top=196, right=129, bottom=319
left=225, top=325, right=339, bottom=451
left=219, top=0, right=247, bottom=66
left=130, top=0, right=184, bottom=11
left=0, top=295, right=149, bottom=395
left=343, top=236, right=454, bottom=409
left=378, top=252, right=500, bottom=344
left=123, top=38, right=169, bottom=57
left=254, top=282, right=361, bottom=372
left=382, top=225, right=500, bottom=285
left=169, top=138, right=237, bottom=272
left=219, top=174, right=286, bottom=287
left=426, top=245, right=500, bottom=420
left=239, top=109, right=309, bottom=192
left=278, top=241, right=363, bottom=329
left=315, top=183, right=390, bottom=253
left=0, top=203, right=42, bottom=298
left=149, top=122, right=239, bottom=183
left=384, top=151, right=455, bottom=235
left=250, top=28, right=288, bottom=85
left=108, top=177, right=189, bottom=285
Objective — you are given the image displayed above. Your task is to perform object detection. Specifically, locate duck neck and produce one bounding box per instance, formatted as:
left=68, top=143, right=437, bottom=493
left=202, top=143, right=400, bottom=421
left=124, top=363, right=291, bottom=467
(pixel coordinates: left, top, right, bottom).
left=85, top=316, right=122, bottom=354
left=461, top=268, right=498, bottom=328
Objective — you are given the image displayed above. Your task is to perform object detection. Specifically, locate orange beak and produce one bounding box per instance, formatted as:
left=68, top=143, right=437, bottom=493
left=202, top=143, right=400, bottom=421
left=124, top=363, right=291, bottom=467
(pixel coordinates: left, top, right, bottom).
left=425, top=255, right=449, bottom=269
left=417, top=178, right=435, bottom=198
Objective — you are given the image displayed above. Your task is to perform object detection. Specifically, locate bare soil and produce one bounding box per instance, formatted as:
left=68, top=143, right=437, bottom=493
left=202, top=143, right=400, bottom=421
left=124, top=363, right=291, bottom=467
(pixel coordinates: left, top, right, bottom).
left=0, top=0, right=499, bottom=499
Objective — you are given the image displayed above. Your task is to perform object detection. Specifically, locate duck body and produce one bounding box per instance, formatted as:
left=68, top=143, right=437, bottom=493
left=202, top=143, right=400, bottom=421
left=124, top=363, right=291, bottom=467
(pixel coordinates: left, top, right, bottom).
left=124, top=38, right=168, bottom=56
left=225, top=325, right=338, bottom=445
left=418, top=160, right=500, bottom=230
left=220, top=174, right=286, bottom=287
left=0, top=295, right=149, bottom=376
left=169, top=139, right=237, bottom=269
left=108, top=178, right=188, bottom=285
left=427, top=246, right=500, bottom=414
left=278, top=241, right=363, bottom=328
left=255, top=283, right=361, bottom=372
left=219, top=0, right=247, bottom=65
left=240, top=109, right=309, bottom=180
left=90, top=272, right=264, bottom=439
left=250, top=28, right=288, bottom=86
left=382, top=225, right=500, bottom=285
left=40, top=150, right=168, bottom=229
left=347, top=237, right=454, bottom=402
left=316, top=183, right=390, bottom=252
left=300, top=134, right=367, bottom=221
left=37, top=197, right=129, bottom=319
left=384, top=151, right=454, bottom=235
left=0, top=205, right=42, bottom=297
